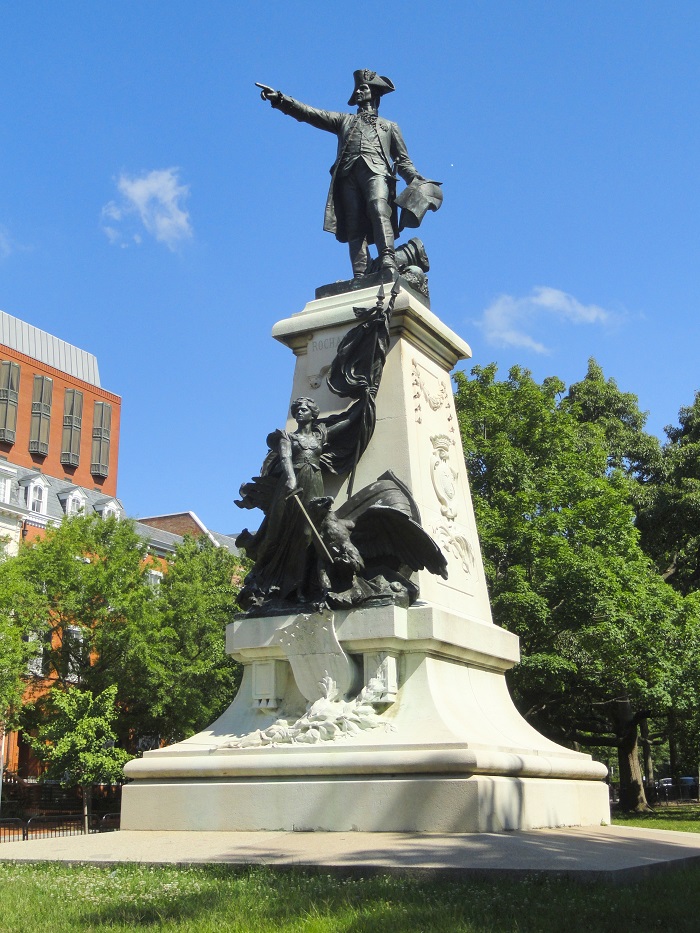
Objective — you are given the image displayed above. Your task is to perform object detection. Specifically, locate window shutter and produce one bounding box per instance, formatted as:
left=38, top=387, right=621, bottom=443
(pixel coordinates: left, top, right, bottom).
left=29, top=376, right=53, bottom=455
left=91, top=401, right=112, bottom=477
left=61, top=389, right=83, bottom=466
left=0, top=361, right=20, bottom=443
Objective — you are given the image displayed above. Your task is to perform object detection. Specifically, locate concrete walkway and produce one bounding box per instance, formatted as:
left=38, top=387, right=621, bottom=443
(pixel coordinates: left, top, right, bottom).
left=2, top=825, right=700, bottom=882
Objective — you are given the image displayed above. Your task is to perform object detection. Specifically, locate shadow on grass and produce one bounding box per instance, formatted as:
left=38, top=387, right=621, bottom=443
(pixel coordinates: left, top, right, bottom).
left=75, top=867, right=447, bottom=931
left=72, top=863, right=700, bottom=933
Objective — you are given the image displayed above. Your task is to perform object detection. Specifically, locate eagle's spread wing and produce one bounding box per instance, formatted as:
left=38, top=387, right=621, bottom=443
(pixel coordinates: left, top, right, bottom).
left=350, top=505, right=448, bottom=578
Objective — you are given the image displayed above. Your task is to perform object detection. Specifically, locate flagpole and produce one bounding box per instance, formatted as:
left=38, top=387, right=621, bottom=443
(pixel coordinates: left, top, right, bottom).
left=346, top=275, right=401, bottom=499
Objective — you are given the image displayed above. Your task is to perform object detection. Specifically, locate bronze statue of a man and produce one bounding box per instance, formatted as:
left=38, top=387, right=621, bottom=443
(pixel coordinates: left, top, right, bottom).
left=259, top=70, right=438, bottom=279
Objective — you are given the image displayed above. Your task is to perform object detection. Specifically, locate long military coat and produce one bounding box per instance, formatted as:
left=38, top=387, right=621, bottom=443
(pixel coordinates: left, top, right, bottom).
left=272, top=95, right=419, bottom=244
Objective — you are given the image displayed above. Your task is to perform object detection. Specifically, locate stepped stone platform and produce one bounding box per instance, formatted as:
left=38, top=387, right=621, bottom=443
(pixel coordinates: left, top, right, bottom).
left=2, top=826, right=700, bottom=883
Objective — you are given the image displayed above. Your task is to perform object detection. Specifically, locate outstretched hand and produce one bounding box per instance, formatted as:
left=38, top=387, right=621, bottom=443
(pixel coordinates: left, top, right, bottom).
left=255, top=82, right=281, bottom=105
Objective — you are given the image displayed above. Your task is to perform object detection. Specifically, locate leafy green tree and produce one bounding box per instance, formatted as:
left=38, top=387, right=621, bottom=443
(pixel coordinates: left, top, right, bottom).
left=661, top=591, right=700, bottom=779
left=563, top=357, right=662, bottom=485
left=27, top=685, right=131, bottom=832
left=9, top=513, right=244, bottom=754
left=5, top=512, right=157, bottom=691
left=6, top=513, right=161, bottom=794
left=134, top=535, right=244, bottom=743
left=454, top=362, right=688, bottom=810
left=0, top=551, right=48, bottom=809
left=637, top=392, right=700, bottom=595
left=562, top=360, right=679, bottom=788
left=0, top=562, right=35, bottom=728
left=634, top=393, right=700, bottom=781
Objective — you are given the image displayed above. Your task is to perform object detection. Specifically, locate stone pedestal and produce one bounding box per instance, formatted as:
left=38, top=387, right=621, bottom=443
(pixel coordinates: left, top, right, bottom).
left=121, top=280, right=610, bottom=832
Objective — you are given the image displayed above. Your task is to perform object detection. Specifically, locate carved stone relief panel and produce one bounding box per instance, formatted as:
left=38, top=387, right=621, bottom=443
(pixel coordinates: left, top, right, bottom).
left=308, top=364, right=330, bottom=390
left=411, top=358, right=452, bottom=427
left=430, top=433, right=459, bottom=521
left=430, top=523, right=477, bottom=578
left=407, top=350, right=483, bottom=602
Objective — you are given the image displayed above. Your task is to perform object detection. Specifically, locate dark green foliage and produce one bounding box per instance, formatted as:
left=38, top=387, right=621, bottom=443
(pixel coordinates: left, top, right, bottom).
left=26, top=684, right=131, bottom=787
left=5, top=513, right=245, bottom=756
left=633, top=393, right=700, bottom=774
left=563, top=357, right=662, bottom=485
left=638, top=392, right=700, bottom=595
left=454, top=362, right=693, bottom=806
left=26, top=684, right=132, bottom=832
left=128, top=534, right=245, bottom=744
left=0, top=556, right=38, bottom=729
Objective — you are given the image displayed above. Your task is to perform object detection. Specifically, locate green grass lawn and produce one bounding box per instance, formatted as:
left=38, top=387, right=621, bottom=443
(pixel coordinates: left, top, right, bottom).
left=612, top=802, right=700, bottom=833
left=1, top=808, right=699, bottom=933
left=1, top=860, right=700, bottom=933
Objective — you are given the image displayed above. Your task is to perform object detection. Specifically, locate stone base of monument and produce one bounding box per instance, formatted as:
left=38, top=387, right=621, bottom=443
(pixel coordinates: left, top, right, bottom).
left=121, top=778, right=607, bottom=834
left=121, top=604, right=609, bottom=832
left=122, top=279, right=610, bottom=833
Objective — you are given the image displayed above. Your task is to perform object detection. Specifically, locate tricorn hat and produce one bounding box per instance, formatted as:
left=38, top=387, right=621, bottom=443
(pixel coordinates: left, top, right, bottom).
left=396, top=179, right=444, bottom=230
left=348, top=69, right=395, bottom=106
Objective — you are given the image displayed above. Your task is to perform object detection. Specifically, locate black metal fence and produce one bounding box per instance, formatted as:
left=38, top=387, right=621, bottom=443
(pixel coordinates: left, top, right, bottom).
left=0, top=775, right=123, bottom=819
left=0, top=811, right=120, bottom=843
left=96, top=812, right=120, bottom=832
left=0, top=818, right=25, bottom=843
left=653, top=783, right=700, bottom=805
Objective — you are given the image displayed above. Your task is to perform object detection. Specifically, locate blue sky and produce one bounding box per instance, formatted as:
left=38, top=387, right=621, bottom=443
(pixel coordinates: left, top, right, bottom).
left=1, top=2, right=699, bottom=532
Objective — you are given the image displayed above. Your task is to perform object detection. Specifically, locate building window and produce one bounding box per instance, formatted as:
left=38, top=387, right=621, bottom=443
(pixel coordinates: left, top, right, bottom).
left=30, top=484, right=44, bottom=513
left=145, top=569, right=163, bottom=589
left=25, top=477, right=48, bottom=515
left=24, top=633, right=49, bottom=678
left=0, top=361, right=20, bottom=444
left=65, top=492, right=85, bottom=515
left=29, top=375, right=53, bottom=456
left=63, top=625, right=84, bottom=683
left=0, top=464, right=14, bottom=504
left=61, top=389, right=83, bottom=467
left=91, top=401, right=111, bottom=477
left=101, top=501, right=120, bottom=521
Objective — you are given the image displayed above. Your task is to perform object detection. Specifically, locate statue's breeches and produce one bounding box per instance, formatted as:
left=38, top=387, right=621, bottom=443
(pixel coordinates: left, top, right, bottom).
left=338, top=160, right=394, bottom=247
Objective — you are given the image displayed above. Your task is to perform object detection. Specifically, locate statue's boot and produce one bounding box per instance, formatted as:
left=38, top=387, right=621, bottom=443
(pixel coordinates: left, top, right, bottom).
left=348, top=238, right=369, bottom=278
left=370, top=202, right=398, bottom=273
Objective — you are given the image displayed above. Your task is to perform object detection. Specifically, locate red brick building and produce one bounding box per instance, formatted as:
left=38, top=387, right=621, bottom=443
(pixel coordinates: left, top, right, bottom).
left=0, top=311, right=239, bottom=795
left=0, top=309, right=120, bottom=498
left=0, top=310, right=239, bottom=796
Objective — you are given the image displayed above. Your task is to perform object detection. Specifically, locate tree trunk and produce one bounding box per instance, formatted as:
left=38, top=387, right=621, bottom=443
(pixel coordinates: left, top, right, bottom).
left=614, top=698, right=652, bottom=812
left=82, top=785, right=91, bottom=835
left=640, top=716, right=655, bottom=787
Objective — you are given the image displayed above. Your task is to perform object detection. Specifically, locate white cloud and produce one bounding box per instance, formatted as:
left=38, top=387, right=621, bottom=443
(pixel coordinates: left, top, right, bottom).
left=477, top=286, right=612, bottom=354
left=101, top=225, right=121, bottom=245
left=101, top=168, right=192, bottom=250
left=0, top=226, right=13, bottom=259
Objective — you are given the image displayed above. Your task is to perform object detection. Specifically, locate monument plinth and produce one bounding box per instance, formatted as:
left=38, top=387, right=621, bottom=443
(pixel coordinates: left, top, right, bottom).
left=121, top=281, right=610, bottom=833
